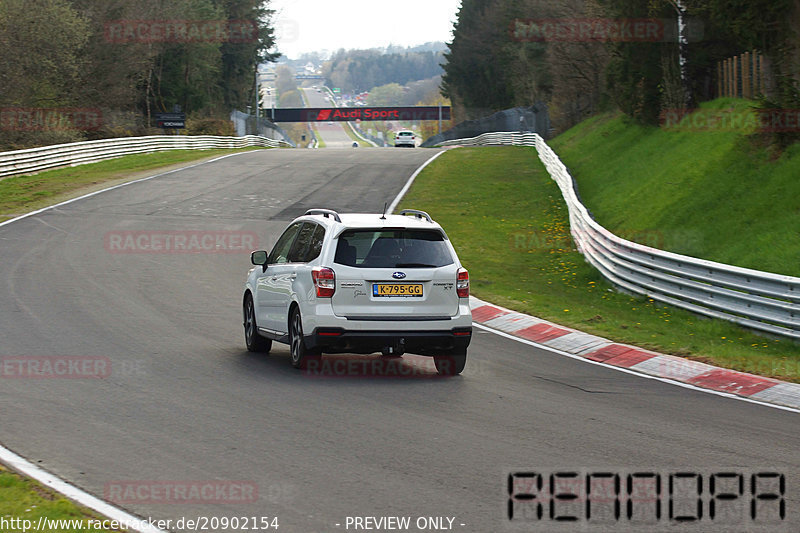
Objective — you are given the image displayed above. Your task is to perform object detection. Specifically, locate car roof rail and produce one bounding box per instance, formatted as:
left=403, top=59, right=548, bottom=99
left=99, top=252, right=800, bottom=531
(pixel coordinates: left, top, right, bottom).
left=305, top=208, right=342, bottom=223
left=399, top=209, right=432, bottom=222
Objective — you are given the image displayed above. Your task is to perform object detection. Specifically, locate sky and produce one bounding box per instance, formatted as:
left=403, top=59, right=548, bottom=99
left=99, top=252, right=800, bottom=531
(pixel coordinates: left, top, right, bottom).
left=269, top=0, right=462, bottom=58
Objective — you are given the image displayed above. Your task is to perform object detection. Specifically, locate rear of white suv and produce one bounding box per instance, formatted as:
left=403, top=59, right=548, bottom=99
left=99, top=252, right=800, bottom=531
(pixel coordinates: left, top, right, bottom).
left=394, top=130, right=416, bottom=147
left=243, top=209, right=472, bottom=374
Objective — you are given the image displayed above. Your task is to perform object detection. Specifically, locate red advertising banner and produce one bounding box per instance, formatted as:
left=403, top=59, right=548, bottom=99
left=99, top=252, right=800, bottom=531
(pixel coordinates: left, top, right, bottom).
left=270, top=107, right=450, bottom=122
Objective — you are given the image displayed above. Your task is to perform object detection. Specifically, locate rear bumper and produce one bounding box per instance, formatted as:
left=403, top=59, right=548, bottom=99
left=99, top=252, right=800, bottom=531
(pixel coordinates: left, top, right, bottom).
left=306, top=327, right=472, bottom=356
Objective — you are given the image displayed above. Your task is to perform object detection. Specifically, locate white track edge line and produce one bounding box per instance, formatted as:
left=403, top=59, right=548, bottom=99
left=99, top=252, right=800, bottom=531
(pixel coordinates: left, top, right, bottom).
left=0, top=151, right=248, bottom=229
left=387, top=149, right=446, bottom=213
left=0, top=446, right=169, bottom=532
left=474, top=323, right=800, bottom=414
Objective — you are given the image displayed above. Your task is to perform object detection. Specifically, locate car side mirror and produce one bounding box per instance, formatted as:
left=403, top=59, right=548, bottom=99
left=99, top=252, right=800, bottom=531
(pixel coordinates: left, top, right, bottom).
left=251, top=250, right=269, bottom=272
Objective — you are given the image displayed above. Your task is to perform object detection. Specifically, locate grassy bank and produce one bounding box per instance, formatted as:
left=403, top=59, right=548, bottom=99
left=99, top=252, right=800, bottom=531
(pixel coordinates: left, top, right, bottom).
left=400, top=147, right=800, bottom=382
left=0, top=148, right=262, bottom=223
left=0, top=464, right=123, bottom=532
left=549, top=99, right=800, bottom=277
left=310, top=124, right=327, bottom=148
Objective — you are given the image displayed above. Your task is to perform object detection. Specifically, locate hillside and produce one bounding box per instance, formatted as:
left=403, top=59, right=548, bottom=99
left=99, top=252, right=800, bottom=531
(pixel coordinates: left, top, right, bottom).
left=549, top=98, right=800, bottom=277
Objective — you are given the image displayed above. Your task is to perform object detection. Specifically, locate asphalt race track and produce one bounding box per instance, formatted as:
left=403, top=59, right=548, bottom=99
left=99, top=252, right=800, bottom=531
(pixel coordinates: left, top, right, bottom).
left=303, top=88, right=364, bottom=148
left=0, top=148, right=798, bottom=532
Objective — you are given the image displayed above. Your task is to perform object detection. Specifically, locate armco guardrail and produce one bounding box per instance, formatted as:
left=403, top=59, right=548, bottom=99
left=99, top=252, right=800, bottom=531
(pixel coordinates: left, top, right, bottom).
left=436, top=132, right=800, bottom=340
left=0, top=135, right=290, bottom=179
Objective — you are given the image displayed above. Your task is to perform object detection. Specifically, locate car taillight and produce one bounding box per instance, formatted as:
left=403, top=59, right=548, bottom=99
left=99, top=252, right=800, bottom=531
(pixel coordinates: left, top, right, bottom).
left=457, top=268, right=469, bottom=298
left=312, top=267, right=335, bottom=298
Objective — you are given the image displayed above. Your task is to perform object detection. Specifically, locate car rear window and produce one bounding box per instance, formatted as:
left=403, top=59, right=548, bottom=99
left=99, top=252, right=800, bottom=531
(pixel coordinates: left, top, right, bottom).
left=334, top=229, right=453, bottom=268
left=398, top=132, right=413, bottom=136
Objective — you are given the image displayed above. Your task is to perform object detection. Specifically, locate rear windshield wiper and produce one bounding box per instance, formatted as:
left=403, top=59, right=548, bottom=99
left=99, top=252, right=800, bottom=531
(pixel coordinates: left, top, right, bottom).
left=395, top=263, right=438, bottom=268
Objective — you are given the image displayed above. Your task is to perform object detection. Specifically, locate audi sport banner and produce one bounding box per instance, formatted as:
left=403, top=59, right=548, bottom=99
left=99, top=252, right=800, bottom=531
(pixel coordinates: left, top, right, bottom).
left=269, top=106, right=450, bottom=122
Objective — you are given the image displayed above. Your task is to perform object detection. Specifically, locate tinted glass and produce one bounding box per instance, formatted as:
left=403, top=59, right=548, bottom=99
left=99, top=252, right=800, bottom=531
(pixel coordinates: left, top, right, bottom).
left=308, top=224, right=326, bottom=262
left=287, top=223, right=315, bottom=263
left=269, top=222, right=302, bottom=264
left=334, top=229, right=453, bottom=268
left=287, top=223, right=326, bottom=263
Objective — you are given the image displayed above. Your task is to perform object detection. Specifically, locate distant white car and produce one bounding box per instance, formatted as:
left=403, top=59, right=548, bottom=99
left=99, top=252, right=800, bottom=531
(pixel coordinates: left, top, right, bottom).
left=394, top=130, right=416, bottom=147
left=243, top=209, right=472, bottom=374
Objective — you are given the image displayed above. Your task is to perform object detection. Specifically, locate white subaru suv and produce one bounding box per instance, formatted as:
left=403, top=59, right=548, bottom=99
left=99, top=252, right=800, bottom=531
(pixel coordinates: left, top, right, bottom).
left=243, top=209, right=472, bottom=374
left=394, top=130, right=416, bottom=147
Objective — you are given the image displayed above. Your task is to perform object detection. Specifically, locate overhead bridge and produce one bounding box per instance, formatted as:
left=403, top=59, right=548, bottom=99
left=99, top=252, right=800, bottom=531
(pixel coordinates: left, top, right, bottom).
left=268, top=106, right=450, bottom=122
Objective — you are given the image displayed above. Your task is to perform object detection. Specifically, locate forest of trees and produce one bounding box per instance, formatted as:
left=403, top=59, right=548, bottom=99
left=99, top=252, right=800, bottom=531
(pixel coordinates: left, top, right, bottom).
left=0, top=0, right=276, bottom=149
left=7, top=1, right=797, bottom=150
left=321, top=46, right=446, bottom=94
left=442, top=0, right=798, bottom=132
left=363, top=76, right=443, bottom=107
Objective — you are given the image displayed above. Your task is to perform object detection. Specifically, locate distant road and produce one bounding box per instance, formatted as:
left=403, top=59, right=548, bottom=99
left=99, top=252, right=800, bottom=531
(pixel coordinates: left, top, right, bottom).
left=302, top=87, right=362, bottom=148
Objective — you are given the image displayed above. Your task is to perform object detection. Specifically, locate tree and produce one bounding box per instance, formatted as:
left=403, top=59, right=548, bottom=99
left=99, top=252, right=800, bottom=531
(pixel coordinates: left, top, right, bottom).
left=0, top=0, right=90, bottom=147
left=275, top=65, right=299, bottom=97
left=0, top=0, right=89, bottom=107
left=544, top=1, right=610, bottom=130
left=683, top=0, right=796, bottom=104
left=442, top=0, right=555, bottom=121
left=216, top=0, right=279, bottom=110
left=366, top=84, right=405, bottom=106
left=321, top=47, right=446, bottom=94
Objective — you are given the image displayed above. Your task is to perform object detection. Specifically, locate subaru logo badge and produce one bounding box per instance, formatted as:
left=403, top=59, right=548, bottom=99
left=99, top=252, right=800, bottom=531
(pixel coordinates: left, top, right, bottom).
left=392, top=272, right=407, bottom=279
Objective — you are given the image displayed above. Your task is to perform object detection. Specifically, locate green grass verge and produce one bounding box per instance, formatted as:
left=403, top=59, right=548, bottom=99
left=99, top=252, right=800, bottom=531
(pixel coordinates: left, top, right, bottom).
left=400, top=147, right=800, bottom=382
left=549, top=98, right=800, bottom=277
left=311, top=125, right=327, bottom=148
left=0, top=464, right=123, bottom=532
left=0, top=148, right=263, bottom=222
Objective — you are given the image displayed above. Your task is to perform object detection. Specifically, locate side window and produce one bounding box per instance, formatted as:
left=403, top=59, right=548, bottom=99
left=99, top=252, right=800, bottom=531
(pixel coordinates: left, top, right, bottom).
left=307, top=224, right=326, bottom=262
left=287, top=223, right=316, bottom=263
left=287, top=223, right=326, bottom=263
left=269, top=222, right=302, bottom=264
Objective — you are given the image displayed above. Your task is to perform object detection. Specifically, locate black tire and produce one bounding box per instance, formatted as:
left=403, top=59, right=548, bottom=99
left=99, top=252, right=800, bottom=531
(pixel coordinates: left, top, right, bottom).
left=289, top=308, right=321, bottom=369
left=244, top=294, right=272, bottom=353
left=433, top=351, right=467, bottom=375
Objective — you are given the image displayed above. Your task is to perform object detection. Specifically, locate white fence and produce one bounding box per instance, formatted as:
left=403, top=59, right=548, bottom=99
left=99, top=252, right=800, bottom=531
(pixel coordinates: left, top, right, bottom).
left=436, top=132, right=800, bottom=340
left=0, top=135, right=291, bottom=179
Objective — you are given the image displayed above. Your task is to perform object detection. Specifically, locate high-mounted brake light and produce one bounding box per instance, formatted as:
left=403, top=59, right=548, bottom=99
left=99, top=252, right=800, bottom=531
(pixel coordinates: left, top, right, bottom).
left=457, top=268, right=469, bottom=298
left=312, top=267, right=336, bottom=298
